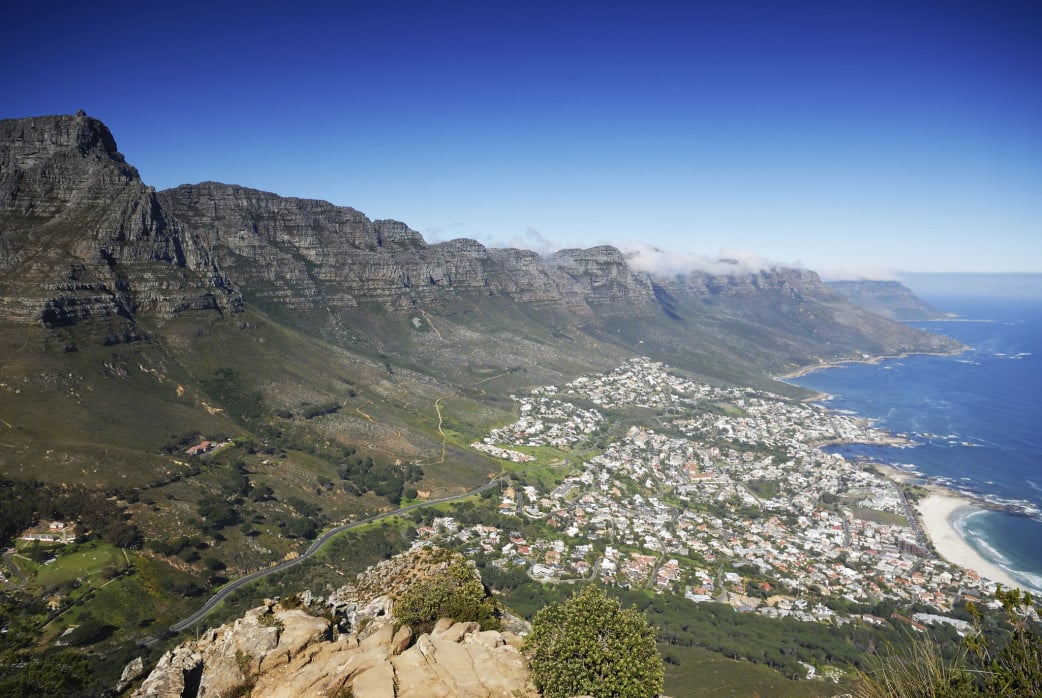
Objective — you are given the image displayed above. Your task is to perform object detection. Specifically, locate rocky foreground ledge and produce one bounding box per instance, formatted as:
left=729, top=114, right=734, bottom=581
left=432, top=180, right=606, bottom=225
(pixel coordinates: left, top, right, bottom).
left=130, top=547, right=537, bottom=697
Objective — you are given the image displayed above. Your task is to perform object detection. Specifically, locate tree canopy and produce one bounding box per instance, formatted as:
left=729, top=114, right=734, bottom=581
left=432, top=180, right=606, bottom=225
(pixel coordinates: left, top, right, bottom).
left=523, top=585, right=664, bottom=698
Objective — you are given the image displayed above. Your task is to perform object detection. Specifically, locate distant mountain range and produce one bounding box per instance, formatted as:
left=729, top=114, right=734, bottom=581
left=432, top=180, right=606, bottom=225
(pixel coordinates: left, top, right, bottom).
left=825, top=280, right=951, bottom=321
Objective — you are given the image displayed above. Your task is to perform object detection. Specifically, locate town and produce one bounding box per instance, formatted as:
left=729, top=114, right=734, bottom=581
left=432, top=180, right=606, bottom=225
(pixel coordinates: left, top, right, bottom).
left=429, top=358, right=999, bottom=636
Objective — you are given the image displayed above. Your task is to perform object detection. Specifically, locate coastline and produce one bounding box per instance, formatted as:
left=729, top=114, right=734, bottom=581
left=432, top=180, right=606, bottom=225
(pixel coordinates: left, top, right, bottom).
left=914, top=491, right=1020, bottom=590
left=776, top=346, right=967, bottom=382
left=780, top=342, right=1042, bottom=595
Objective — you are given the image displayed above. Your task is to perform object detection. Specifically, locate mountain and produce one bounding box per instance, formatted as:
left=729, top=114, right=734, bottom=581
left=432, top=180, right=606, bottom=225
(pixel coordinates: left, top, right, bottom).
left=0, top=114, right=964, bottom=692
left=0, top=113, right=240, bottom=333
left=826, top=279, right=950, bottom=321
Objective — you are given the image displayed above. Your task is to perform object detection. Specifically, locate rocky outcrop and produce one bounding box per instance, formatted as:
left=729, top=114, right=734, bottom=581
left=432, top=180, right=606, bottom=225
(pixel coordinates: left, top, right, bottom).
left=133, top=548, right=536, bottom=697
left=247, top=615, right=534, bottom=698
left=660, top=265, right=831, bottom=299
left=0, top=113, right=239, bottom=326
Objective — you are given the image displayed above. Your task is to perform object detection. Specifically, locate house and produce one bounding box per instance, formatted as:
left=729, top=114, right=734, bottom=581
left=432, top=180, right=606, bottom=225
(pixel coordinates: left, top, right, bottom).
left=21, top=521, right=76, bottom=544
left=186, top=440, right=215, bottom=456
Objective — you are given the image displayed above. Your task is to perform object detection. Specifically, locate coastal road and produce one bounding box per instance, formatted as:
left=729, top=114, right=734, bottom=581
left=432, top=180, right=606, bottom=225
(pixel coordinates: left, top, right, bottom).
left=169, top=477, right=503, bottom=634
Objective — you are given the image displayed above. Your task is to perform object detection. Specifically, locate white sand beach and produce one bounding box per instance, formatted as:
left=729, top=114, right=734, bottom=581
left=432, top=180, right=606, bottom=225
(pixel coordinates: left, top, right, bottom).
left=916, top=493, right=1020, bottom=589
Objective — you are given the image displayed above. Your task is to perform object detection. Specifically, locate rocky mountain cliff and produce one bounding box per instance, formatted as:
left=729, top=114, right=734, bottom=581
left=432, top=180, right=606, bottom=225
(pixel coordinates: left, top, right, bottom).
left=156, top=181, right=654, bottom=315
left=0, top=114, right=240, bottom=331
left=131, top=548, right=536, bottom=698
left=2, top=112, right=953, bottom=350
left=826, top=280, right=950, bottom=321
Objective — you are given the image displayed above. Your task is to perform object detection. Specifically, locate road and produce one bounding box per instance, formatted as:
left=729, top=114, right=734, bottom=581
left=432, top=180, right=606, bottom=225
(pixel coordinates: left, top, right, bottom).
left=169, top=477, right=503, bottom=634
left=2, top=550, right=28, bottom=587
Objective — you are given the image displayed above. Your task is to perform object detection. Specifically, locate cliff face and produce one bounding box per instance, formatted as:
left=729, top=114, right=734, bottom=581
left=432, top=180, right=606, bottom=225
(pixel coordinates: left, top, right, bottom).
left=156, top=182, right=653, bottom=314
left=0, top=112, right=893, bottom=326
left=0, top=114, right=238, bottom=326
left=668, top=266, right=831, bottom=298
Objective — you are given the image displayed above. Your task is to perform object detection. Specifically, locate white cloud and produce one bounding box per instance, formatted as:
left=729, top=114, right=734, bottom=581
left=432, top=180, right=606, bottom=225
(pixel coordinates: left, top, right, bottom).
left=817, top=266, right=902, bottom=282
left=619, top=242, right=788, bottom=276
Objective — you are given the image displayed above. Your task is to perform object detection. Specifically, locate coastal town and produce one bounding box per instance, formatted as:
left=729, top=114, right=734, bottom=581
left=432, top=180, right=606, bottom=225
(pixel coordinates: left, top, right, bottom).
left=426, top=358, right=1012, bottom=634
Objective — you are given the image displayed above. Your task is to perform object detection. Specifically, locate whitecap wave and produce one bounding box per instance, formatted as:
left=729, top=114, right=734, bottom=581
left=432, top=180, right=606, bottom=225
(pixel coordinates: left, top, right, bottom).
left=955, top=519, right=1014, bottom=568
left=1007, top=569, right=1042, bottom=594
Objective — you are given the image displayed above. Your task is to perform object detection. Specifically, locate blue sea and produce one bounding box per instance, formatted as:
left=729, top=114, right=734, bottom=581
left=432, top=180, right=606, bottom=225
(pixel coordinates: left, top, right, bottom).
left=789, top=294, right=1042, bottom=594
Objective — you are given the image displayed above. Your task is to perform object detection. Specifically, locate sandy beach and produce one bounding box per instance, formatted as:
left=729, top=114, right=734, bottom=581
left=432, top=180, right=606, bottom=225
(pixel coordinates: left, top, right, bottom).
left=916, top=492, right=1020, bottom=589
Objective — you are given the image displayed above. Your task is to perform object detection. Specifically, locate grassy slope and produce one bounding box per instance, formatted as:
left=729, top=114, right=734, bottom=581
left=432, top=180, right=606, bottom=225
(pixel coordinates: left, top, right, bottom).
left=662, top=644, right=844, bottom=697
left=0, top=275, right=961, bottom=695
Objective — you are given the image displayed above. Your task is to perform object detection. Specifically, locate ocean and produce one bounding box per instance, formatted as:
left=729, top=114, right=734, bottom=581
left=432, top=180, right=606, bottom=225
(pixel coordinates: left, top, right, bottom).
left=789, top=294, right=1042, bottom=594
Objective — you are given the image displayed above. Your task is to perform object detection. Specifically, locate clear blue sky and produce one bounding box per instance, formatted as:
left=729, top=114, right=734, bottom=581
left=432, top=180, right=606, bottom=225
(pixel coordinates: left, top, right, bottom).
left=4, top=0, right=1041, bottom=276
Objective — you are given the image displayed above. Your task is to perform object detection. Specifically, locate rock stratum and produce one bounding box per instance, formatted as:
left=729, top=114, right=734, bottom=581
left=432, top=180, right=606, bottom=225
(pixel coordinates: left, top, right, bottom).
left=132, top=548, right=536, bottom=698
left=0, top=113, right=240, bottom=329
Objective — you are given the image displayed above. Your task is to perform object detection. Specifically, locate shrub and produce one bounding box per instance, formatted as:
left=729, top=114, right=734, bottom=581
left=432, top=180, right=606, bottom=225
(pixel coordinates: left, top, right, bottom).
left=393, top=556, right=500, bottom=633
left=855, top=587, right=1041, bottom=697
left=522, top=585, right=664, bottom=698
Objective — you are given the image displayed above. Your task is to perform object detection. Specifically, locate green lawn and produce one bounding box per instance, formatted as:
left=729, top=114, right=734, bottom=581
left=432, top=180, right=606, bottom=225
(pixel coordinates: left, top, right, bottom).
left=32, top=541, right=126, bottom=588
left=851, top=507, right=908, bottom=526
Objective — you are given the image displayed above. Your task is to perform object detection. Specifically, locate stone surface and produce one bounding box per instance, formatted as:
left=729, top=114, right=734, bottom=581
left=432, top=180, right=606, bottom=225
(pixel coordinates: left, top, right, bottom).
left=0, top=114, right=240, bottom=329
left=133, top=549, right=538, bottom=697
left=131, top=645, right=203, bottom=697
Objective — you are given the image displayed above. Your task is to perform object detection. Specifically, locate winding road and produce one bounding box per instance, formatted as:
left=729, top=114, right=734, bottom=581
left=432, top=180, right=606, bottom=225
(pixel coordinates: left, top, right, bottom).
left=169, top=477, right=503, bottom=634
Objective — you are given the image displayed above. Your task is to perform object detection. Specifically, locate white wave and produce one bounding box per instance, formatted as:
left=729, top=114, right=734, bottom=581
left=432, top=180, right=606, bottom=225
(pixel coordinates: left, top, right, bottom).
left=1007, top=569, right=1042, bottom=594
left=960, top=528, right=1014, bottom=568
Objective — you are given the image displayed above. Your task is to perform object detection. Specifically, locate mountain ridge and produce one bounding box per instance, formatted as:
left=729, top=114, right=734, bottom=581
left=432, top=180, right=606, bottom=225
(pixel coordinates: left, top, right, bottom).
left=826, top=279, right=950, bottom=321
left=1, top=113, right=950, bottom=348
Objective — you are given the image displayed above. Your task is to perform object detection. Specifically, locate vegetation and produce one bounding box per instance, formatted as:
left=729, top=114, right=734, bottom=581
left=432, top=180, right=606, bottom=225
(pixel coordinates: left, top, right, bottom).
left=199, top=367, right=265, bottom=426
left=0, top=476, right=142, bottom=549
left=393, top=554, right=500, bottom=634
left=660, top=644, right=820, bottom=698
left=0, top=648, right=99, bottom=696
left=523, top=585, right=664, bottom=698
left=856, top=588, right=1042, bottom=697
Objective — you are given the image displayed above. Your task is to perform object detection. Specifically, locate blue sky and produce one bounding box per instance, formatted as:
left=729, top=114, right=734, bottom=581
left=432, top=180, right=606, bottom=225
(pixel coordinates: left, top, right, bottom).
left=4, top=0, right=1041, bottom=276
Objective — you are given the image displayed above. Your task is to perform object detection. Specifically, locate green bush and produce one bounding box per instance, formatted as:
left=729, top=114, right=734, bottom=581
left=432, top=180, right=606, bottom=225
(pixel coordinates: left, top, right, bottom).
left=522, top=585, right=664, bottom=698
left=393, top=556, right=500, bottom=633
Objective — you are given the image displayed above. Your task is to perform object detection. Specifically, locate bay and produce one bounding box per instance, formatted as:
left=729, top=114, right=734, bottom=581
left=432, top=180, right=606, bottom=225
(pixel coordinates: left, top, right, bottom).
left=789, top=296, right=1042, bottom=593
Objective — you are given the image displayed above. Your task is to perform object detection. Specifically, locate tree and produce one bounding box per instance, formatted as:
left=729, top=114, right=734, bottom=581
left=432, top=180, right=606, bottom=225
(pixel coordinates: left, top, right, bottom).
left=965, top=587, right=1042, bottom=696
left=522, top=585, right=664, bottom=698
